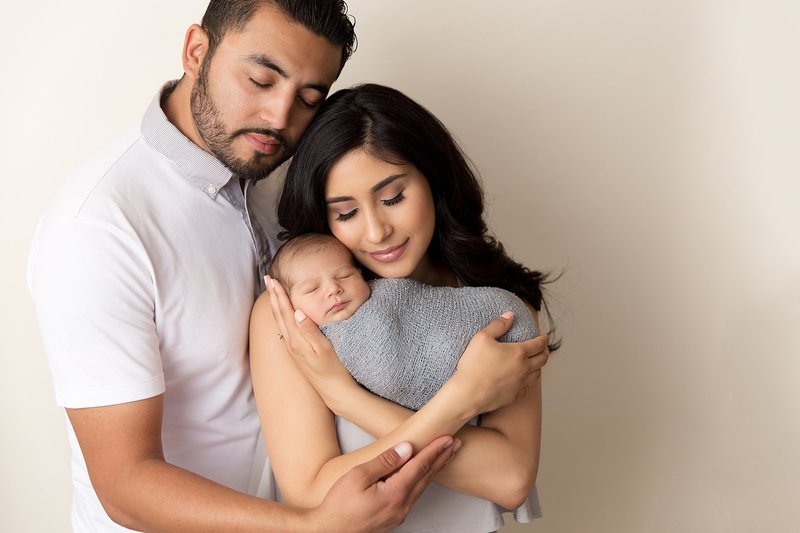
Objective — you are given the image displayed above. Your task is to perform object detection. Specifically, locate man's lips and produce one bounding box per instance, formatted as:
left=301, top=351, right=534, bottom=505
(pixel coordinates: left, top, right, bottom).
left=243, top=133, right=283, bottom=155
left=368, top=240, right=408, bottom=263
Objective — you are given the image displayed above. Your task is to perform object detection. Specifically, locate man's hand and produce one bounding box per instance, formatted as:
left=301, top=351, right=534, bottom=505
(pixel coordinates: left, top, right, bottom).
left=309, top=436, right=460, bottom=533
left=453, top=311, right=549, bottom=414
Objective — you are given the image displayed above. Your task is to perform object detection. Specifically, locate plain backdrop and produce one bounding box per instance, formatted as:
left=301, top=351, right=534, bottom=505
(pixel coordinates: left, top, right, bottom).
left=3, top=1, right=798, bottom=532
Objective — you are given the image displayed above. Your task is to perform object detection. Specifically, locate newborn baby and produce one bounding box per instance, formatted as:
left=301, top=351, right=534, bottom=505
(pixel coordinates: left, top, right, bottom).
left=269, top=234, right=537, bottom=410
left=269, top=233, right=372, bottom=326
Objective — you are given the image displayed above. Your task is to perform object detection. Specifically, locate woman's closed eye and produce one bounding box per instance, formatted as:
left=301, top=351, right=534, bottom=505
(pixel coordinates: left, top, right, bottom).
left=332, top=190, right=405, bottom=222
left=334, top=208, right=357, bottom=222
left=382, top=190, right=405, bottom=206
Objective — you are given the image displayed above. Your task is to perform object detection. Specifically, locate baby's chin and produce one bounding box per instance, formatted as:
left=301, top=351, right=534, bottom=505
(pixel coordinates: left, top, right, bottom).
left=320, top=307, right=359, bottom=325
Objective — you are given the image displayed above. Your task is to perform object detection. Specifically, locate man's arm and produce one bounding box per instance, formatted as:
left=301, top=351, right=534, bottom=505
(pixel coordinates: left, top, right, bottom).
left=67, top=394, right=458, bottom=532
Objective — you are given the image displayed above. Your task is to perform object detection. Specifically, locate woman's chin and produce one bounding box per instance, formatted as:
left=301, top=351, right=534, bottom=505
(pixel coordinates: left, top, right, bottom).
left=367, top=264, right=414, bottom=280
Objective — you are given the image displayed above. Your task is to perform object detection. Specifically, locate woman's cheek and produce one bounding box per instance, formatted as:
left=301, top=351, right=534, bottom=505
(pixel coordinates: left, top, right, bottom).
left=331, top=224, right=358, bottom=253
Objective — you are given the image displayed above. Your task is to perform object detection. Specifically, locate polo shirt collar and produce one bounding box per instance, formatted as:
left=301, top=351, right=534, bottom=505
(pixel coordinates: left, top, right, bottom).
left=141, top=81, right=233, bottom=200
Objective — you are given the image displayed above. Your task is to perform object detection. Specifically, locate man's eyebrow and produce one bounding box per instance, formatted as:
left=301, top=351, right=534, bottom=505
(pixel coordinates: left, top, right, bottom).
left=326, top=174, right=406, bottom=204
left=244, top=54, right=330, bottom=94
left=245, top=54, right=288, bottom=78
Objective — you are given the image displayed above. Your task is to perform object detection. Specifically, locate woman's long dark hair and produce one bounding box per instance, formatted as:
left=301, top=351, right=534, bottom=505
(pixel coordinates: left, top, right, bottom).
left=278, top=84, right=559, bottom=350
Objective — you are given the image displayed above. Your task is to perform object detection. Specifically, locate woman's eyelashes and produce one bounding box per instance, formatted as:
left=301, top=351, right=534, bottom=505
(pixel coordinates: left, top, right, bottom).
left=335, top=209, right=357, bottom=222
left=382, top=190, right=406, bottom=206
left=332, top=190, right=406, bottom=223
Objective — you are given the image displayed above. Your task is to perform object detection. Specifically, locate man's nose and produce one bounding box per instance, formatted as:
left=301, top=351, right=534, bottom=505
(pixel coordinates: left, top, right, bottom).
left=259, top=90, right=293, bottom=131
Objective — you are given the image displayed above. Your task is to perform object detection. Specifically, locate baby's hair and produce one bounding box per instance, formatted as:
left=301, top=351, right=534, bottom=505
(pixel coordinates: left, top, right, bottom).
left=269, top=233, right=354, bottom=289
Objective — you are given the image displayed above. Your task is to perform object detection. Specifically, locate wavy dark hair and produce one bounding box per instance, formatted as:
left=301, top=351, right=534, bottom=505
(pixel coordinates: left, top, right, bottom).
left=201, top=0, right=357, bottom=73
left=278, top=84, right=559, bottom=350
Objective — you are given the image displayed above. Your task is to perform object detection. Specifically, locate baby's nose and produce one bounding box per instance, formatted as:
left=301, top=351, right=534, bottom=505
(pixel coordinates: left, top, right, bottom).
left=327, top=282, right=343, bottom=296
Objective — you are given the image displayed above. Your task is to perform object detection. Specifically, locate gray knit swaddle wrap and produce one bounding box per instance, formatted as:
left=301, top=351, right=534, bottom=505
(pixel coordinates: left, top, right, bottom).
left=320, top=278, right=538, bottom=411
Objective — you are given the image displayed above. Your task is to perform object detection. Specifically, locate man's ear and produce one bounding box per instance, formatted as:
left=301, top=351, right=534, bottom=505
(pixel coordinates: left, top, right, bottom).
left=182, top=24, right=210, bottom=81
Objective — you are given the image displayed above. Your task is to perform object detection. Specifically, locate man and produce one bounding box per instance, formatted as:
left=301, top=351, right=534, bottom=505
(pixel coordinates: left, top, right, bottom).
left=28, top=1, right=547, bottom=531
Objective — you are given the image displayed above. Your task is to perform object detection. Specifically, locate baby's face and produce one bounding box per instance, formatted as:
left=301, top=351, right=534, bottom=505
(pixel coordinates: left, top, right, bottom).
left=287, top=246, right=371, bottom=325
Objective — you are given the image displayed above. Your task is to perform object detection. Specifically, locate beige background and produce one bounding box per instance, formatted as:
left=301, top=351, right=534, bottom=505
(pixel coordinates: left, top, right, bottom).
left=2, top=1, right=798, bottom=531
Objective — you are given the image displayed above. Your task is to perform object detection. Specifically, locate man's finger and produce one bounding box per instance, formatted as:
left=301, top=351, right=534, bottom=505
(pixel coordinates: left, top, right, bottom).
left=349, top=441, right=418, bottom=488
left=401, top=437, right=461, bottom=506
left=382, top=436, right=456, bottom=495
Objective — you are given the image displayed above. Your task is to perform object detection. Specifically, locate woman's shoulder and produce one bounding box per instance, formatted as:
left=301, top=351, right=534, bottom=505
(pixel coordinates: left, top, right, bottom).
left=249, top=289, right=279, bottom=332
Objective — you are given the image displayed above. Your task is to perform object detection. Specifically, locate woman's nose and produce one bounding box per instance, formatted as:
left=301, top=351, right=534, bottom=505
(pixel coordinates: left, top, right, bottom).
left=364, top=210, right=392, bottom=244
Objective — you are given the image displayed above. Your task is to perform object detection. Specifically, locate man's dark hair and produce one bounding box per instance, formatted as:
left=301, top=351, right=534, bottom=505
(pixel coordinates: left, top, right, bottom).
left=201, top=0, right=356, bottom=72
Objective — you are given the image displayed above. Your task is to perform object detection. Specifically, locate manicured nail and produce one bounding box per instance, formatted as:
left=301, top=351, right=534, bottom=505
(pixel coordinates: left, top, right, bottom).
left=394, top=442, right=412, bottom=458
left=501, top=311, right=514, bottom=320
left=295, top=309, right=307, bottom=323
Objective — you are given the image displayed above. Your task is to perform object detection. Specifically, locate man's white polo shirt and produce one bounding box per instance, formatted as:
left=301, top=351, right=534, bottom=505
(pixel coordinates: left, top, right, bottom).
left=28, top=83, right=283, bottom=531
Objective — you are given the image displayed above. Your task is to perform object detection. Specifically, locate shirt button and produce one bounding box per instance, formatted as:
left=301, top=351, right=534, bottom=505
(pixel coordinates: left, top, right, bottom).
left=206, top=185, right=217, bottom=195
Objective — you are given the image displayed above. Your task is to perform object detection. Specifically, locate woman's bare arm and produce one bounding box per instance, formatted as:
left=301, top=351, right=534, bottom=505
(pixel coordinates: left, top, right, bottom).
left=305, top=304, right=543, bottom=509
left=254, top=279, right=547, bottom=507
left=251, top=294, right=474, bottom=507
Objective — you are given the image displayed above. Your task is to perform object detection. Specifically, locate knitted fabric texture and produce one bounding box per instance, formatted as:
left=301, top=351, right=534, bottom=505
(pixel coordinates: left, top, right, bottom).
left=320, top=278, right=538, bottom=411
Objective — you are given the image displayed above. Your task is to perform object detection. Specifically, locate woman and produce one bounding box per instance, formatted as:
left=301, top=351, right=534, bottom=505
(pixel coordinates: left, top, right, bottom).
left=250, top=84, right=556, bottom=532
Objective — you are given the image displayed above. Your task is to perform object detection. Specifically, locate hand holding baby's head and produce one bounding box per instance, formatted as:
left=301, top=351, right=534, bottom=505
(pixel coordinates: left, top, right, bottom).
left=269, top=234, right=372, bottom=325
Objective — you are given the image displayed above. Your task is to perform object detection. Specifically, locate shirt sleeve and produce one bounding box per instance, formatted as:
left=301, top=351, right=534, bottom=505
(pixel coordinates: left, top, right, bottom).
left=28, top=217, right=165, bottom=408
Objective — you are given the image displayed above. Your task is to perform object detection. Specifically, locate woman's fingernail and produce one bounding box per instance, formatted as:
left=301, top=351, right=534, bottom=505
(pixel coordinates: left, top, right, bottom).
left=501, top=311, right=514, bottom=320
left=452, top=439, right=462, bottom=453
left=394, top=442, right=412, bottom=459
left=295, top=310, right=307, bottom=323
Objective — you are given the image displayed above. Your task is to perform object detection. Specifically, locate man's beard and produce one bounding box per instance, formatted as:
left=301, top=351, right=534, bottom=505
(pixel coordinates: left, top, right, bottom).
left=190, top=61, right=290, bottom=182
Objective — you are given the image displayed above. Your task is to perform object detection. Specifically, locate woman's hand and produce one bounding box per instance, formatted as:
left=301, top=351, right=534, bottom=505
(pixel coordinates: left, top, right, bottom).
left=451, top=311, right=549, bottom=415
left=265, top=275, right=357, bottom=408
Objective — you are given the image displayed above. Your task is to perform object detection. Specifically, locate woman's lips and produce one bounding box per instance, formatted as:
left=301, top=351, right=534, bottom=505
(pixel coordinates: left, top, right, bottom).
left=243, top=133, right=282, bottom=155
left=368, top=240, right=408, bottom=263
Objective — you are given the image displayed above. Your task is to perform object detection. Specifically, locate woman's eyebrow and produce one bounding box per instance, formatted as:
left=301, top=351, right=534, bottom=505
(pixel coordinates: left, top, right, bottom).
left=326, top=174, right=407, bottom=204
left=371, top=174, right=406, bottom=193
